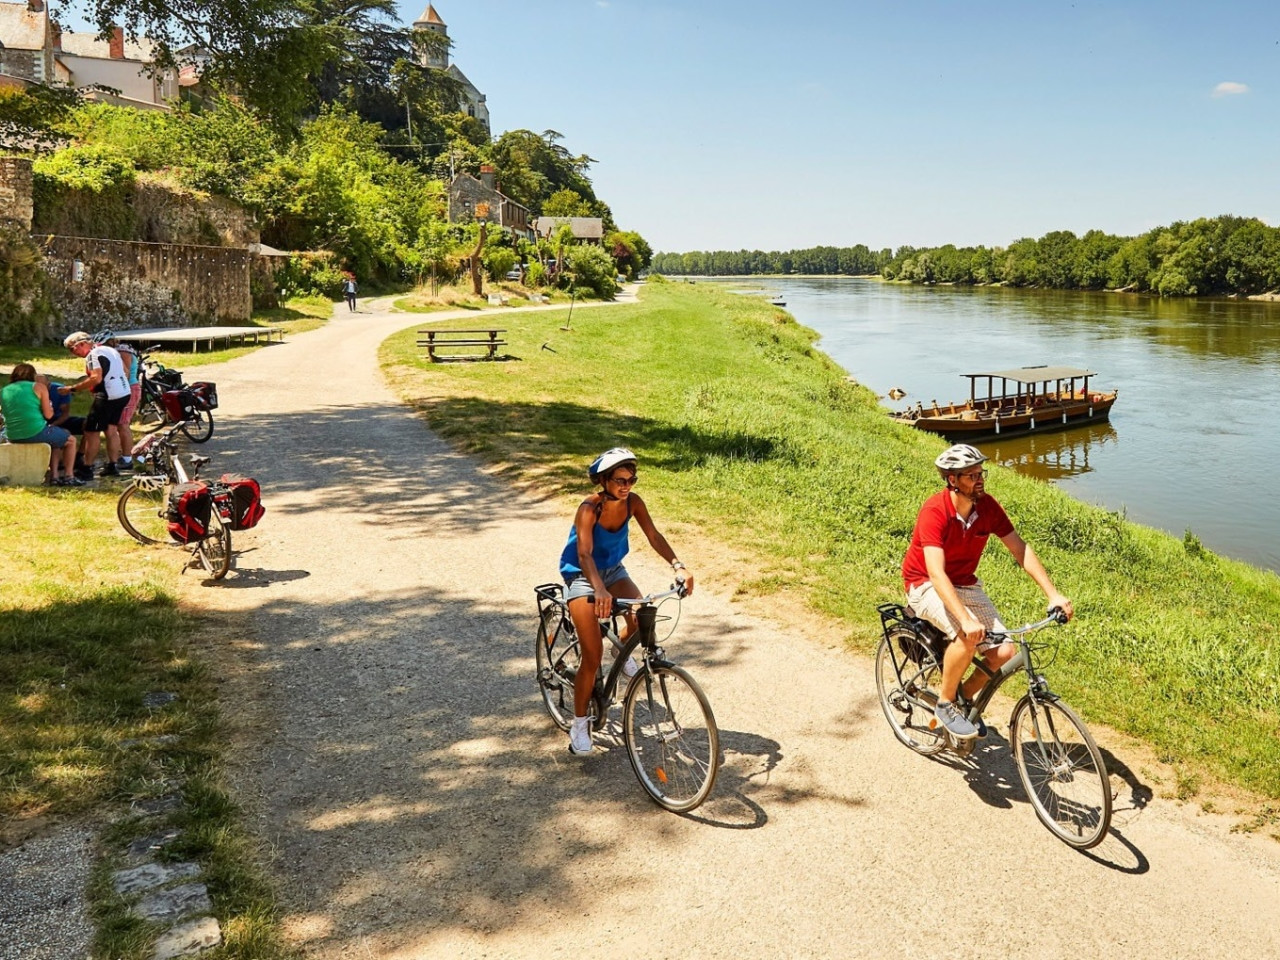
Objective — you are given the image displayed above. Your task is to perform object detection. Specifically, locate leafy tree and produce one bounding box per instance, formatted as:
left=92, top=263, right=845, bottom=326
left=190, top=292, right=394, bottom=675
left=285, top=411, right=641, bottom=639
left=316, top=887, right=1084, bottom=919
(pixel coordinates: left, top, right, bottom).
left=0, top=85, right=82, bottom=152
left=542, top=188, right=593, bottom=217
left=563, top=243, right=618, bottom=298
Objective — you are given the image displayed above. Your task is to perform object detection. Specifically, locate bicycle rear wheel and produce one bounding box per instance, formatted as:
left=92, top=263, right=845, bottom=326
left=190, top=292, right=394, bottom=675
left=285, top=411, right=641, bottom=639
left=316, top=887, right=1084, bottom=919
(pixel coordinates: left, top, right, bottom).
left=1009, top=695, right=1111, bottom=849
left=622, top=664, right=719, bottom=812
left=875, top=631, right=947, bottom=756
left=195, top=511, right=233, bottom=580
left=117, top=481, right=172, bottom=545
left=181, top=409, right=214, bottom=443
left=536, top=607, right=586, bottom=732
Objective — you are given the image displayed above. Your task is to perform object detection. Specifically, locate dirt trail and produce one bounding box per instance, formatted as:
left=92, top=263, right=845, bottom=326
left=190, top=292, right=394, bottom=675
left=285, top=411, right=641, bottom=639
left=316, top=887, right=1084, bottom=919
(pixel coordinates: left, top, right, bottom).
left=192, top=297, right=1280, bottom=959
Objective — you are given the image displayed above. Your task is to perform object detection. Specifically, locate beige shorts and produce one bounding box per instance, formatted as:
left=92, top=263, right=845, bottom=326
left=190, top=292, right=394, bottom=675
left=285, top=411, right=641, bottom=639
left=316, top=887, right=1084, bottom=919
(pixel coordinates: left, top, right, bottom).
left=906, top=579, right=1007, bottom=641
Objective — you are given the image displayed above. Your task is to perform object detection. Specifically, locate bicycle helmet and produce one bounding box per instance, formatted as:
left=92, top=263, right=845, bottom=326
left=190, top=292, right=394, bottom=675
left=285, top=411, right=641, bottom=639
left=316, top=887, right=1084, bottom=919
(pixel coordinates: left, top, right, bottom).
left=934, top=443, right=988, bottom=477
left=588, top=447, right=637, bottom=483
left=63, top=330, right=92, bottom=349
left=92, top=328, right=115, bottom=345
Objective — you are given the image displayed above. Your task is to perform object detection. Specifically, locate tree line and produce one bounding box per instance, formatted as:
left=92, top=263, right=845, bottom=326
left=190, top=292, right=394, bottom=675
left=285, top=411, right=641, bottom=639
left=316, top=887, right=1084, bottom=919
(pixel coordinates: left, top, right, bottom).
left=652, top=215, right=1280, bottom=297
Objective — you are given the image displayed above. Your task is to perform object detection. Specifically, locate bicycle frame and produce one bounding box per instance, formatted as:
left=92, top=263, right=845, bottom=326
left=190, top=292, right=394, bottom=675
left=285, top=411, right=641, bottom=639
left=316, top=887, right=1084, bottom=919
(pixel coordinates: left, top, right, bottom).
left=877, top=603, right=1062, bottom=728
left=535, top=583, right=683, bottom=706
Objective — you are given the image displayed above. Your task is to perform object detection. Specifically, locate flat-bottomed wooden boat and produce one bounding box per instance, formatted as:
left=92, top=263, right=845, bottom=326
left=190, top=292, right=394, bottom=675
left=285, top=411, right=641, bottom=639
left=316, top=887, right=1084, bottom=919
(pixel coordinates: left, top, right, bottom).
left=889, top=365, right=1118, bottom=440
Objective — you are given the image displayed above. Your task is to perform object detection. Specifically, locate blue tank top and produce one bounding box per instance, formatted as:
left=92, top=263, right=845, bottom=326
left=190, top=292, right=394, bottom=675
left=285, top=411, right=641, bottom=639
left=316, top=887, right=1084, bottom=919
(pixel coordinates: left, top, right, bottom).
left=560, top=499, right=631, bottom=578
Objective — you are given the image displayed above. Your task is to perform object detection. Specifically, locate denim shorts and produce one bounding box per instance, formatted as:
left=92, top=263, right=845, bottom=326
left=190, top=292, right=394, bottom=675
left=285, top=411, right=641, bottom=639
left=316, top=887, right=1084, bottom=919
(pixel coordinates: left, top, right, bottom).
left=563, top=563, right=631, bottom=602
left=11, top=423, right=71, bottom=448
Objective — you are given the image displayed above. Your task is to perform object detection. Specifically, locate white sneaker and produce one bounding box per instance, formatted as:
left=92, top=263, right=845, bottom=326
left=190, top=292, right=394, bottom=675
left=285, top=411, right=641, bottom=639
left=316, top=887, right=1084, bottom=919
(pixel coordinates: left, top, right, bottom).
left=568, top=716, right=594, bottom=755
left=620, top=656, right=640, bottom=679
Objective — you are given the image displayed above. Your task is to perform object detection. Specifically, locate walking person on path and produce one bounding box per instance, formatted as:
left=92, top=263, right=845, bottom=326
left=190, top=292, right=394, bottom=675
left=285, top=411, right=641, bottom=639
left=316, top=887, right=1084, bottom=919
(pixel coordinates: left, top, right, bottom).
left=343, top=276, right=358, bottom=312
left=558, top=447, right=694, bottom=755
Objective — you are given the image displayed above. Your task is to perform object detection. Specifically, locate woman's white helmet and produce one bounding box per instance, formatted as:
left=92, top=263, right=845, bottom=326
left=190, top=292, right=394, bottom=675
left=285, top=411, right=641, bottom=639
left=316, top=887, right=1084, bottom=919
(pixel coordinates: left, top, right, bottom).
left=588, top=447, right=637, bottom=482
left=935, top=443, right=988, bottom=477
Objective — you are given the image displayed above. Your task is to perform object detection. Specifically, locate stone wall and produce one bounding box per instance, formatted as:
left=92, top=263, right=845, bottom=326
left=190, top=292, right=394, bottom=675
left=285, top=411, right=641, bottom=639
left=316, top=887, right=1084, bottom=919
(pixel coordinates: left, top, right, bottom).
left=0, top=157, right=34, bottom=230
left=41, top=236, right=251, bottom=333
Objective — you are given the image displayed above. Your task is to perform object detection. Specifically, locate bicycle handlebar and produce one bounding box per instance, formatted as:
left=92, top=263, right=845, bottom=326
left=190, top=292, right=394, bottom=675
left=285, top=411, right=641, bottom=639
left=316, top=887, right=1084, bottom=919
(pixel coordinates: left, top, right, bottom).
left=987, top=606, right=1068, bottom=642
left=611, top=581, right=688, bottom=611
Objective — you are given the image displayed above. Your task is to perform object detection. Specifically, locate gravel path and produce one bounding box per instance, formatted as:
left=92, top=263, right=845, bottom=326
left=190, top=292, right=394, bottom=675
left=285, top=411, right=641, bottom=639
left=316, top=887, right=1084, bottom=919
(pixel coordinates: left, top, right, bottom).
left=0, top=825, right=94, bottom=960
left=191, top=297, right=1280, bottom=960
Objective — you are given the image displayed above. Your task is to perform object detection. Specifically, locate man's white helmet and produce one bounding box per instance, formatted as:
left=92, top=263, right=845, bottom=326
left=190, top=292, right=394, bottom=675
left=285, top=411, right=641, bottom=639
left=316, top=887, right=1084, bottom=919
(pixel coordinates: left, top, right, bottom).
left=935, top=443, right=988, bottom=476
left=588, top=447, right=637, bottom=482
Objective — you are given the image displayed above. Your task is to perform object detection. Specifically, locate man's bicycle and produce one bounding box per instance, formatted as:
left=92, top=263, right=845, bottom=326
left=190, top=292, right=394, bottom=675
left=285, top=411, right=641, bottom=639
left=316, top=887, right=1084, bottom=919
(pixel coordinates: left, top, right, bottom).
left=534, top=582, right=720, bottom=812
left=116, top=425, right=234, bottom=579
left=875, top=602, right=1112, bottom=849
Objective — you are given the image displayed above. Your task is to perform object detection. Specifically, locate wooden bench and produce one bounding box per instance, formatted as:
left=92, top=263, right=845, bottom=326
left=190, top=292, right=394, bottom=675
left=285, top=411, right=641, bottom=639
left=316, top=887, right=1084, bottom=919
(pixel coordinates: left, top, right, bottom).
left=417, top=328, right=508, bottom=362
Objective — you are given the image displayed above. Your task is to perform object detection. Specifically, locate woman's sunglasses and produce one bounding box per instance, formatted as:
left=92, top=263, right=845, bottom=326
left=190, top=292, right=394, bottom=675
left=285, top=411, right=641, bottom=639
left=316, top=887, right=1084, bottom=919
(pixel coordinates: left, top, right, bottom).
left=608, top=473, right=638, bottom=487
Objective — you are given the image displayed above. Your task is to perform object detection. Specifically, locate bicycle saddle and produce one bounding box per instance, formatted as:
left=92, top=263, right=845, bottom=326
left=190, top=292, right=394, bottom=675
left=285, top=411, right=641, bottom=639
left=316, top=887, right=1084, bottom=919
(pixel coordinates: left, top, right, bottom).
left=189, top=455, right=212, bottom=470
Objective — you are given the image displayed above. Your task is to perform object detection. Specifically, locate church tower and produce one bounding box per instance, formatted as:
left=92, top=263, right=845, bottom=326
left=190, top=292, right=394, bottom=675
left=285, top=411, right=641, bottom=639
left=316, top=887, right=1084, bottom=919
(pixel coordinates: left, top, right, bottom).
left=413, top=5, right=449, bottom=70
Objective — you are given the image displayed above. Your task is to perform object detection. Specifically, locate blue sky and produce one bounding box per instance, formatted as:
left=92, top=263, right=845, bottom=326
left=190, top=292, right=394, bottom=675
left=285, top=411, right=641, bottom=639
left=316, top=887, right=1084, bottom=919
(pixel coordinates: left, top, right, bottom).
left=398, top=1, right=1280, bottom=253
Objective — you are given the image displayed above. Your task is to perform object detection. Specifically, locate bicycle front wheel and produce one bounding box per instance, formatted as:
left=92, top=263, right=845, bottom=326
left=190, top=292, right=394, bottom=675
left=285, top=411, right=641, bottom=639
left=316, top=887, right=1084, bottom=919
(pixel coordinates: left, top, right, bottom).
left=1009, top=695, right=1111, bottom=849
left=195, top=511, right=233, bottom=580
left=875, top=632, right=947, bottom=756
left=623, top=665, right=719, bottom=812
left=117, top=481, right=172, bottom=545
left=181, top=409, right=214, bottom=443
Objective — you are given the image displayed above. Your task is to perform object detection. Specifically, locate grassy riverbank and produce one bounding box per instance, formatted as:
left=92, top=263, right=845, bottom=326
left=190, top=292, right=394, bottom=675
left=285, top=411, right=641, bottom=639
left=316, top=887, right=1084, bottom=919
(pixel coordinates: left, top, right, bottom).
left=380, top=279, right=1280, bottom=803
left=0, top=489, right=291, bottom=958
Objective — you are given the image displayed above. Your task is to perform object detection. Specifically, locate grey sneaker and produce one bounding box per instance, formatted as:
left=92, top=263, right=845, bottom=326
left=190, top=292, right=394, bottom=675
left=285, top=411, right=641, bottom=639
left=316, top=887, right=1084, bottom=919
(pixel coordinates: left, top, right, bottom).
left=934, top=700, right=978, bottom=740
left=568, top=716, right=594, bottom=755
left=955, top=694, right=988, bottom=738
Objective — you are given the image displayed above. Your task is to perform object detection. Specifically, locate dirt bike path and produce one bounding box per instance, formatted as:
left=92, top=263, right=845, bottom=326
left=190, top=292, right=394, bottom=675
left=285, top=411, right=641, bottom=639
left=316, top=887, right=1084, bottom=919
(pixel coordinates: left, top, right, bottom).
left=193, top=297, right=1280, bottom=960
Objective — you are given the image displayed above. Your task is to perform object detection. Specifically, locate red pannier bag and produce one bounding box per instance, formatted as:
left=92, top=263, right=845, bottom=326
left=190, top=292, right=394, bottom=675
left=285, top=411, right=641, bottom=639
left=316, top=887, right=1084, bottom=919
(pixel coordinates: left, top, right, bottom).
left=219, top=474, right=264, bottom=530
left=189, top=381, right=218, bottom=411
left=167, top=481, right=212, bottom=543
left=161, top=388, right=197, bottom=421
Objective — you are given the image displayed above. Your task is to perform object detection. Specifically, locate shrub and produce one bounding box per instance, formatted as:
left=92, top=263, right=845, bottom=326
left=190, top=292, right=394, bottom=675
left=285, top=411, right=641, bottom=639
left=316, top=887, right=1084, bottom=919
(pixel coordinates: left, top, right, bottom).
left=563, top=244, right=619, bottom=299
left=483, top=247, right=517, bottom=282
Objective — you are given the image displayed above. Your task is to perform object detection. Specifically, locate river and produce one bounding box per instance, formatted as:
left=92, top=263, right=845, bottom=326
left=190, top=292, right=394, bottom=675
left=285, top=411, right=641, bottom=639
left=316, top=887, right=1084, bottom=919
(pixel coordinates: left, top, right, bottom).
left=718, top=278, right=1280, bottom=574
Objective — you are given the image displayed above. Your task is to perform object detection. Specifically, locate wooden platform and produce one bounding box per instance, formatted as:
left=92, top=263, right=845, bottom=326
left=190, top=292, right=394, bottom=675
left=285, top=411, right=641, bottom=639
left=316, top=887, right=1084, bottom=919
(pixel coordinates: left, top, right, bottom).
left=114, top=325, right=284, bottom=353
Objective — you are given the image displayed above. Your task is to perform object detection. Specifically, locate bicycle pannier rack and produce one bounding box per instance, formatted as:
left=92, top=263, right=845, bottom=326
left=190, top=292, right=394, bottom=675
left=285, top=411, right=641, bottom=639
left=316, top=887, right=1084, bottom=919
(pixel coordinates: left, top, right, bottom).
left=167, top=481, right=212, bottom=543
left=152, top=367, right=184, bottom=389
left=189, top=382, right=218, bottom=411
left=219, top=474, right=264, bottom=530
left=877, top=602, right=948, bottom=666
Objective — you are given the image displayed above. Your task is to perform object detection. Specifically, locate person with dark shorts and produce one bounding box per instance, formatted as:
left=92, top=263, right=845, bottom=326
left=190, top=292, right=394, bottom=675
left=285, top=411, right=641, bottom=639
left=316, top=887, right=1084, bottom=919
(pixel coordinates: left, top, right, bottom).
left=2, top=364, right=83, bottom=485
left=42, top=375, right=92, bottom=480
left=61, top=331, right=131, bottom=478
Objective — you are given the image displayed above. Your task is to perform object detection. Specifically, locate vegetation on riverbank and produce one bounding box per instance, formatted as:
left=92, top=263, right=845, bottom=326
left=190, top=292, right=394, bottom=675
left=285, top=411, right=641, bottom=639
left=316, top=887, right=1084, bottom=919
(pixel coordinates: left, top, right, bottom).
left=653, top=214, right=1280, bottom=297
left=0, top=490, right=293, bottom=958
left=380, top=280, right=1280, bottom=803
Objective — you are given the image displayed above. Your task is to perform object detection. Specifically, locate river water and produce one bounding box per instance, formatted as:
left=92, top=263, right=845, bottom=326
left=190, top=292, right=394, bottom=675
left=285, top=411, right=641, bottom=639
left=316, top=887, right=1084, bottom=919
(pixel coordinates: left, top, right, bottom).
left=722, top=278, right=1280, bottom=574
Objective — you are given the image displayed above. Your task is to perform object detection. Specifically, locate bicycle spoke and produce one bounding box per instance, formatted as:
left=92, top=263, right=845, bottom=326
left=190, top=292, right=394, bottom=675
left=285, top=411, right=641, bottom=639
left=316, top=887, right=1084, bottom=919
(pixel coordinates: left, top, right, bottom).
left=875, top=633, right=947, bottom=756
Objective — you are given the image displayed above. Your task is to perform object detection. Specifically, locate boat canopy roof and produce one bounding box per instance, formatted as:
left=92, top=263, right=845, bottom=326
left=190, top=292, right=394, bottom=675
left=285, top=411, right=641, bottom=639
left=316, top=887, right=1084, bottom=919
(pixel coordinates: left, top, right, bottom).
left=963, top=365, right=1095, bottom=383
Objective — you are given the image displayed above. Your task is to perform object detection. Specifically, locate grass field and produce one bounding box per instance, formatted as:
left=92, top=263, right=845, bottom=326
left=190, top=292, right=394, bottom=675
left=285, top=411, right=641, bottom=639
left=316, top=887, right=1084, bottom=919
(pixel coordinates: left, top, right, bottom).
left=0, top=489, right=292, bottom=958
left=380, top=278, right=1280, bottom=803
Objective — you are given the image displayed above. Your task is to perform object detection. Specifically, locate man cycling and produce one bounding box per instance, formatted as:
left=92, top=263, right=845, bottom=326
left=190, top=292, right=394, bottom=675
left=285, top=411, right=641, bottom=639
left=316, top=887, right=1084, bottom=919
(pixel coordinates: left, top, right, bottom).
left=902, top=444, right=1073, bottom=740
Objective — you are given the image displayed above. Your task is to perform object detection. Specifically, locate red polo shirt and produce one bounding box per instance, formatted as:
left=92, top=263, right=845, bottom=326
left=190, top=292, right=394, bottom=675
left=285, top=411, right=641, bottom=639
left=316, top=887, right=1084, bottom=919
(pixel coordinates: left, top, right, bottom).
left=902, top=489, right=1014, bottom=592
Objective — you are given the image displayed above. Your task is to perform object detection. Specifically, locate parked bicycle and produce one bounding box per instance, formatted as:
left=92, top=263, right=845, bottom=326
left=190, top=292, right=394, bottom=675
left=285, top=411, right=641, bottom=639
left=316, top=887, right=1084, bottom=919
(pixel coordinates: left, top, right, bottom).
left=875, top=603, right=1112, bottom=849
left=135, top=347, right=217, bottom=443
left=535, top=582, right=720, bottom=812
left=117, top=426, right=263, bottom=580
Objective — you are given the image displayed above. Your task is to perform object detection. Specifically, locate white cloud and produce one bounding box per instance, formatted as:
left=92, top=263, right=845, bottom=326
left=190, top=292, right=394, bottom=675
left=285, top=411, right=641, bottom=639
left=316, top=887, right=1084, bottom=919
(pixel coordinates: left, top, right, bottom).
left=1212, top=81, right=1249, bottom=97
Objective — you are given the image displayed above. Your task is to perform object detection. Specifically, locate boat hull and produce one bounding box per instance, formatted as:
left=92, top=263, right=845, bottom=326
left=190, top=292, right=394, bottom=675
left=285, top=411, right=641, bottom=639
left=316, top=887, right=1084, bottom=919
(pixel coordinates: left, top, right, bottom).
left=891, top=393, right=1118, bottom=441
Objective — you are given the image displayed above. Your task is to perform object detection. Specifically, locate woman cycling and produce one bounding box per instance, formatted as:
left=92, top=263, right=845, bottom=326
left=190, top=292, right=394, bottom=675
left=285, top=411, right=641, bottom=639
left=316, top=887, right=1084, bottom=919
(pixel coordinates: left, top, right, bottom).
left=559, top=447, right=694, bottom=755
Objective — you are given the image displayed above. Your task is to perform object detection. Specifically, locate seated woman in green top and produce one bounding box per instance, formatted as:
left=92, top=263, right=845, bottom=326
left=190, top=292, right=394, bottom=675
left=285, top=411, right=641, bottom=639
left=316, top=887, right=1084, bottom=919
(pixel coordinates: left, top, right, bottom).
left=2, top=363, right=83, bottom=485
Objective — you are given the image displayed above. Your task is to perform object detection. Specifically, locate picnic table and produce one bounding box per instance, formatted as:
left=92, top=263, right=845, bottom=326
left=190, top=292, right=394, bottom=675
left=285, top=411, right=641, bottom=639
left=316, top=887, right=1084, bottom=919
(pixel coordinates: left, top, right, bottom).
left=418, top=328, right=508, bottom=362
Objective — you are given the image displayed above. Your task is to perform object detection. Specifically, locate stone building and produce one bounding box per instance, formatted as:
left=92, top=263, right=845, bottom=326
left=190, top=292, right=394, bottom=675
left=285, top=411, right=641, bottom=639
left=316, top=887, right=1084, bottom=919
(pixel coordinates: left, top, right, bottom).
left=448, top=165, right=532, bottom=240
left=413, top=4, right=489, bottom=132
left=0, top=0, right=178, bottom=109
left=534, top=217, right=605, bottom=244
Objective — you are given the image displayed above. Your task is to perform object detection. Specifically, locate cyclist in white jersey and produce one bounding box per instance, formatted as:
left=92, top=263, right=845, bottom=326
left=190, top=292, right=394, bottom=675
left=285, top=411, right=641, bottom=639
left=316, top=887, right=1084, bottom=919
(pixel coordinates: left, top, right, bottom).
left=61, top=331, right=130, bottom=477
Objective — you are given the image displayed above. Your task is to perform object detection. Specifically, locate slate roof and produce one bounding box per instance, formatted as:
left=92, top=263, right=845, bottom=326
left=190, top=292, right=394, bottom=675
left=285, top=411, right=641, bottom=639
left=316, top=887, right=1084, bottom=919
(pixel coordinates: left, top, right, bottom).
left=57, top=30, right=156, bottom=62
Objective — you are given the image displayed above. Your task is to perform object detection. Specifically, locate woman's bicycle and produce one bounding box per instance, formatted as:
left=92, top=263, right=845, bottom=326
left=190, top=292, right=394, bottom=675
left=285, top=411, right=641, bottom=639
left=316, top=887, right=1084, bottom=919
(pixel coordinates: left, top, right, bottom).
left=116, top=424, right=234, bottom=579
left=875, top=602, right=1112, bottom=849
left=534, top=582, right=720, bottom=812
